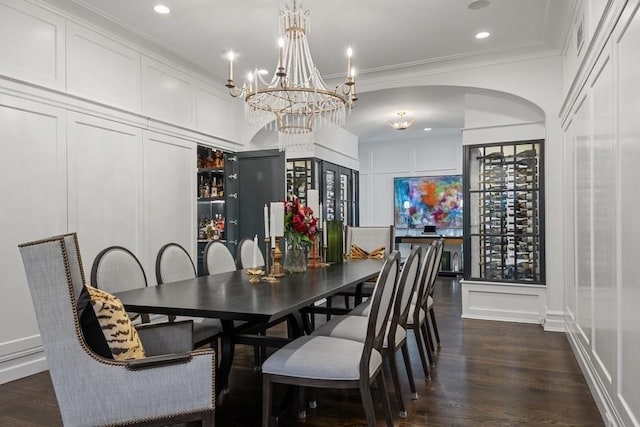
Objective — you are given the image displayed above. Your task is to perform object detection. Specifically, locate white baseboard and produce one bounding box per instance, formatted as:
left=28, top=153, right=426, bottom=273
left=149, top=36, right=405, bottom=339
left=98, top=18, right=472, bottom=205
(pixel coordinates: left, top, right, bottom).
left=566, top=327, right=622, bottom=427
left=543, top=310, right=566, bottom=332
left=0, top=335, right=47, bottom=385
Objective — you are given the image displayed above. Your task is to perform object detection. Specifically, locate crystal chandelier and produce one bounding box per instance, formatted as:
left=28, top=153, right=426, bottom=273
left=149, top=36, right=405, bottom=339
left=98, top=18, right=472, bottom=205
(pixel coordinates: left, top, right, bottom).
left=225, top=0, right=357, bottom=151
left=388, top=112, right=415, bottom=131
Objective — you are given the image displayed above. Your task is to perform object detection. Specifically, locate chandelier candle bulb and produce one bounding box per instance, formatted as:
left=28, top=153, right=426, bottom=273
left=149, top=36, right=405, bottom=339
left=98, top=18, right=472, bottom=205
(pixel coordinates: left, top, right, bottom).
left=347, top=47, right=352, bottom=76
left=278, top=38, right=284, bottom=69
left=228, top=51, right=234, bottom=81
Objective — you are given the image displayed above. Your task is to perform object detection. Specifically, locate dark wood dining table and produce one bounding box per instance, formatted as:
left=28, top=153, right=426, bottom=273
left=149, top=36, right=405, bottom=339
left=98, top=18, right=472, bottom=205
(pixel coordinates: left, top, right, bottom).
left=116, top=259, right=384, bottom=394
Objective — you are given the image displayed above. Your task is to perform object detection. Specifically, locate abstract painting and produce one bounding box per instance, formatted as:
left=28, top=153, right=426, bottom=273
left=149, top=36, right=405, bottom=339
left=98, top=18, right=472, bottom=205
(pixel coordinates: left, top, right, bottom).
left=394, top=175, right=463, bottom=229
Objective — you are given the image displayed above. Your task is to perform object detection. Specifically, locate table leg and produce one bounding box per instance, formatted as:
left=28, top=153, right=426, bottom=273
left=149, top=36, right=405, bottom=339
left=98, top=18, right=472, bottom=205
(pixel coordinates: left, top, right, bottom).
left=217, top=319, right=236, bottom=395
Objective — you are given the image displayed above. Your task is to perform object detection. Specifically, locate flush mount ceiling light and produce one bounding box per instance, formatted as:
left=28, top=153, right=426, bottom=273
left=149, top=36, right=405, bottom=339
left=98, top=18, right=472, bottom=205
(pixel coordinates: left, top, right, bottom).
left=225, top=0, right=357, bottom=151
left=388, top=112, right=415, bottom=131
left=468, top=0, right=490, bottom=10
left=476, top=31, right=490, bottom=39
left=153, top=4, right=170, bottom=14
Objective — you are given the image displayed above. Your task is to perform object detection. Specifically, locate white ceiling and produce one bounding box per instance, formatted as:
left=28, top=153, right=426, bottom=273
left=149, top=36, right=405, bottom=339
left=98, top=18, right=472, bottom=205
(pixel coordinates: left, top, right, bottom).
left=44, top=0, right=572, bottom=142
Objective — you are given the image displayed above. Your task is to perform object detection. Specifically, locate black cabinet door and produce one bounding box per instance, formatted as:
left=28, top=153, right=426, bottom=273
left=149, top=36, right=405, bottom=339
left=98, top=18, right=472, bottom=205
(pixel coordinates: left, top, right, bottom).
left=237, top=149, right=286, bottom=253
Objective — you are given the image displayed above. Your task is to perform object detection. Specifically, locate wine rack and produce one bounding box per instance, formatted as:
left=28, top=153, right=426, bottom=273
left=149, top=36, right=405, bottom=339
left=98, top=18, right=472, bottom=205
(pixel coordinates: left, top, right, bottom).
left=464, top=140, right=544, bottom=284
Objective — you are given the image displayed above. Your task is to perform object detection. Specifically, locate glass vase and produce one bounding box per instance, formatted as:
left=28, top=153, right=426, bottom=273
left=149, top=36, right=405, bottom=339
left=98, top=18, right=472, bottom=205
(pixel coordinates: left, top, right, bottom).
left=284, top=242, right=307, bottom=273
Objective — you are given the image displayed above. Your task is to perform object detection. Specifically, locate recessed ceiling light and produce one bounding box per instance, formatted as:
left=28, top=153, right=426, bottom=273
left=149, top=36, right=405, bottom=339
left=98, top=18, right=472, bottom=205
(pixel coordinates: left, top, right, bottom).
left=424, top=127, right=432, bottom=131
left=154, top=4, right=170, bottom=14
left=476, top=31, right=490, bottom=39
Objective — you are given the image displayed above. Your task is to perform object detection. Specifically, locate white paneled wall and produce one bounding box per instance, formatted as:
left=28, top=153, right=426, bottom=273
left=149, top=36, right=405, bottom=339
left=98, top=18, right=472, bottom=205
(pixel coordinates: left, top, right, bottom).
left=0, top=94, right=67, bottom=382
left=66, top=22, right=141, bottom=111
left=0, top=0, right=65, bottom=89
left=0, top=0, right=243, bottom=383
left=142, top=131, right=196, bottom=284
left=67, top=113, right=143, bottom=272
left=359, top=132, right=462, bottom=226
left=562, top=1, right=640, bottom=424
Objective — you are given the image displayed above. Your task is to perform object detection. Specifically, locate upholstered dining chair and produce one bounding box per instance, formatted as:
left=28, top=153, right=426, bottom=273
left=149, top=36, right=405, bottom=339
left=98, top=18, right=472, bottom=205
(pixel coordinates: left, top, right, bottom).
left=203, top=239, right=264, bottom=370
left=203, top=240, right=237, bottom=275
left=237, top=237, right=266, bottom=269
left=156, top=242, right=222, bottom=350
left=406, top=241, right=438, bottom=376
left=328, top=225, right=395, bottom=311
left=424, top=238, right=445, bottom=353
left=90, top=245, right=151, bottom=324
left=312, top=246, right=423, bottom=418
left=18, top=233, right=215, bottom=427
left=262, top=251, right=400, bottom=427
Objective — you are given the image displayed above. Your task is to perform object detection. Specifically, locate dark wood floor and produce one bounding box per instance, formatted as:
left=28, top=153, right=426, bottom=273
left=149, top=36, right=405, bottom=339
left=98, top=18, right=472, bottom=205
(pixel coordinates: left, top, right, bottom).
left=0, top=278, right=602, bottom=426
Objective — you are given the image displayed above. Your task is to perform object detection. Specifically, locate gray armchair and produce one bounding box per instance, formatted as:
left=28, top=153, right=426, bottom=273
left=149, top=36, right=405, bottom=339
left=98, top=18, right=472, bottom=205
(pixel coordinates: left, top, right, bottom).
left=18, top=233, right=215, bottom=427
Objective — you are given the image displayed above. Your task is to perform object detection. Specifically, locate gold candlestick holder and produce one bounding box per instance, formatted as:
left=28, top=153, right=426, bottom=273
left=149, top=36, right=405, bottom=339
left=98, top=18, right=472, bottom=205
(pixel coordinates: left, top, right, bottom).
left=307, top=236, right=327, bottom=268
left=271, top=236, right=285, bottom=277
left=247, top=268, right=264, bottom=284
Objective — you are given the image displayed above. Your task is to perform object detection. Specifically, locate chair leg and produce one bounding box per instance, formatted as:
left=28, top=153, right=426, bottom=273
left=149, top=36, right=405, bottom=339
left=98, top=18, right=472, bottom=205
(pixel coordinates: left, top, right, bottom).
left=262, top=375, right=273, bottom=427
left=359, top=378, right=377, bottom=427
left=376, top=372, right=394, bottom=427
left=429, top=307, right=441, bottom=346
left=343, top=294, right=351, bottom=309
left=297, top=386, right=307, bottom=419
left=421, top=322, right=435, bottom=367
left=400, top=343, right=418, bottom=400
left=412, top=327, right=430, bottom=379
left=385, top=351, right=406, bottom=418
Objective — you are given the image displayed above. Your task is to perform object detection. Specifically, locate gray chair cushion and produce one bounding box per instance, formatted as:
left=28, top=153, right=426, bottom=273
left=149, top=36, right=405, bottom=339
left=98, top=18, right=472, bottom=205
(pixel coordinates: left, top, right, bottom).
left=262, top=335, right=382, bottom=381
left=192, top=320, right=222, bottom=344
left=312, top=315, right=406, bottom=349
left=350, top=300, right=371, bottom=316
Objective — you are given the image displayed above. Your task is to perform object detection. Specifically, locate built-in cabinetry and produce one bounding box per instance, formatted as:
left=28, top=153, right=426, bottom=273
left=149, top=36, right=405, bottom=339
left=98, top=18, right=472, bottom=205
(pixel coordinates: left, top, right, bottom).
left=196, top=145, right=239, bottom=276
left=463, top=140, right=544, bottom=284
left=286, top=158, right=359, bottom=226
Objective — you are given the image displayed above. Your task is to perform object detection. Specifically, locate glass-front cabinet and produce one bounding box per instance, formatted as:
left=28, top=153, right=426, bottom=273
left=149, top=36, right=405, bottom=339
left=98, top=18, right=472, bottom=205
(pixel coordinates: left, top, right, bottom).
left=286, top=158, right=359, bottom=226
left=196, top=145, right=239, bottom=276
left=463, top=140, right=544, bottom=284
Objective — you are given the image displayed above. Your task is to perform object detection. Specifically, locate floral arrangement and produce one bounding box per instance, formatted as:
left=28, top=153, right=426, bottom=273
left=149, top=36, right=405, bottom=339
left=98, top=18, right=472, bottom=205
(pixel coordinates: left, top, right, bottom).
left=284, top=197, right=318, bottom=248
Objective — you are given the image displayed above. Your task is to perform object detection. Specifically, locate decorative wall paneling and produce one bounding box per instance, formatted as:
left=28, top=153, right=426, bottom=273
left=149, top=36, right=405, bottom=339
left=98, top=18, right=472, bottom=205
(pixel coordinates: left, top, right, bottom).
left=0, top=0, right=65, bottom=90
left=66, top=21, right=142, bottom=111
left=0, top=94, right=67, bottom=383
left=142, top=131, right=196, bottom=285
left=0, top=0, right=242, bottom=384
left=67, top=112, right=144, bottom=274
left=0, top=0, right=238, bottom=147
left=562, top=1, right=640, bottom=425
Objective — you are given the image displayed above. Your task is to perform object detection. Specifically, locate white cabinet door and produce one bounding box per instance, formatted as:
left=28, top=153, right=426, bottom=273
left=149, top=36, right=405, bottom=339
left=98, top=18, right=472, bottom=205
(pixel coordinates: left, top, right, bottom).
left=142, top=130, right=195, bottom=284
left=67, top=112, right=143, bottom=278
left=0, top=94, right=66, bottom=381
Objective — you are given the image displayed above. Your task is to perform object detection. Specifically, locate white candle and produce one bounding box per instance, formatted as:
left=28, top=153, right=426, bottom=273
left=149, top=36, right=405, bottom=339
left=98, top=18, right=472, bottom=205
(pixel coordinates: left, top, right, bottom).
left=323, top=220, right=327, bottom=246
left=278, top=38, right=284, bottom=68
left=252, top=234, right=259, bottom=269
left=307, top=189, right=319, bottom=218
left=270, top=201, right=285, bottom=236
left=228, top=51, right=234, bottom=81
left=347, top=47, right=352, bottom=77
left=270, top=211, right=276, bottom=248
left=319, top=202, right=323, bottom=224
left=263, top=204, right=270, bottom=239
